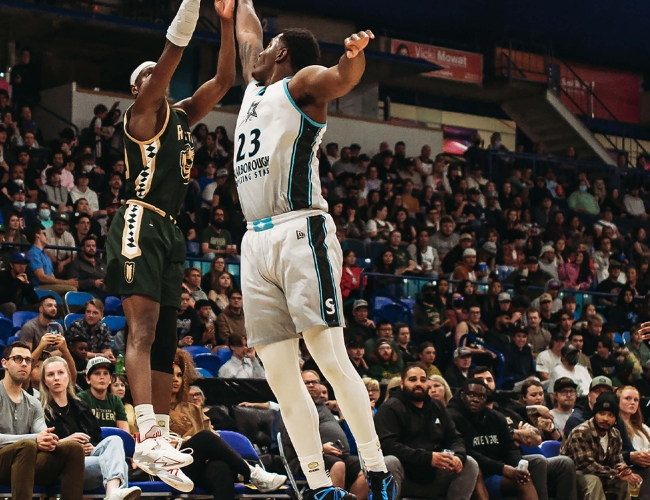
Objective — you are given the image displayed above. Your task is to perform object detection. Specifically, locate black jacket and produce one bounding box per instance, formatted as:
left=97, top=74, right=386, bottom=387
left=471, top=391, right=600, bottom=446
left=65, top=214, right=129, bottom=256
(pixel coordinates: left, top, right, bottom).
left=0, top=268, right=39, bottom=307
left=374, top=388, right=466, bottom=483
left=443, top=364, right=468, bottom=389
left=44, top=397, right=103, bottom=446
left=447, top=395, right=521, bottom=477
left=504, top=344, right=535, bottom=382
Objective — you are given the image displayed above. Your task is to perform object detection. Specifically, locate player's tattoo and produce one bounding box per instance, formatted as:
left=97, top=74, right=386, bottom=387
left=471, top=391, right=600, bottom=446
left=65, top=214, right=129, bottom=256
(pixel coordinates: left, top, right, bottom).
left=240, top=41, right=260, bottom=74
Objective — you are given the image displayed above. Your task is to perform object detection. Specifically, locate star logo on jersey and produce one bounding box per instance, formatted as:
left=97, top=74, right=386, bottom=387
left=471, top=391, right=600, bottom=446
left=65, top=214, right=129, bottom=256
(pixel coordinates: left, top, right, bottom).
left=241, top=100, right=260, bottom=124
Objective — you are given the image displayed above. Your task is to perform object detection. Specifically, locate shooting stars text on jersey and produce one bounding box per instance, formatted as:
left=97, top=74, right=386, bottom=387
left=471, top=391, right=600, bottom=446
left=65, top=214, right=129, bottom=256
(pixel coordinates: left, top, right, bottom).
left=234, top=78, right=329, bottom=222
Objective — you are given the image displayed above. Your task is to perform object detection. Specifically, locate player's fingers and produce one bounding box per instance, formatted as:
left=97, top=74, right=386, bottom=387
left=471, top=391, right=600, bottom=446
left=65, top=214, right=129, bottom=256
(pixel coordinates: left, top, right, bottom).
left=365, top=30, right=375, bottom=38
left=350, top=33, right=359, bottom=41
left=358, top=31, right=369, bottom=39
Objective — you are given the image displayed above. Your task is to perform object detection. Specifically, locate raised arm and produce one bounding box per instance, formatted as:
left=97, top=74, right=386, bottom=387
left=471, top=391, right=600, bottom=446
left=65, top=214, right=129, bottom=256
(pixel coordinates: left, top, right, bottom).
left=129, top=0, right=201, bottom=140
left=176, top=0, right=236, bottom=126
left=288, top=30, right=374, bottom=110
left=236, top=0, right=264, bottom=86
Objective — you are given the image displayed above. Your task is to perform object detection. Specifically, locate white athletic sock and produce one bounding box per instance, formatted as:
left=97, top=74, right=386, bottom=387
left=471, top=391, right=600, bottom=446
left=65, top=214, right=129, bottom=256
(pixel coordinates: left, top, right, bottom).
left=357, top=438, right=388, bottom=473
left=135, top=404, right=159, bottom=440
left=156, top=414, right=170, bottom=436
left=299, top=453, right=332, bottom=489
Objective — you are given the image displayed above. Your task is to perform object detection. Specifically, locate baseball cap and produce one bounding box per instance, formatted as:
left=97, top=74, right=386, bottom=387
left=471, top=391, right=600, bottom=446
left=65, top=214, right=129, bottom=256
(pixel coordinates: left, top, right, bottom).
left=85, top=356, right=115, bottom=376
left=460, top=233, right=473, bottom=241
left=353, top=299, right=369, bottom=311
left=454, top=347, right=472, bottom=359
left=376, top=339, right=391, bottom=349
left=526, top=256, right=538, bottom=265
left=516, top=276, right=529, bottom=286
left=482, top=241, right=497, bottom=254
left=539, top=245, right=554, bottom=257
left=463, top=248, right=477, bottom=258
left=194, top=299, right=211, bottom=310
left=53, top=212, right=70, bottom=223
left=498, top=292, right=511, bottom=302
left=10, top=252, right=29, bottom=264
left=540, top=293, right=553, bottom=303
left=593, top=392, right=619, bottom=417
left=548, top=279, right=561, bottom=289
left=590, top=376, right=613, bottom=391
left=553, top=377, right=577, bottom=393
left=216, top=169, right=228, bottom=177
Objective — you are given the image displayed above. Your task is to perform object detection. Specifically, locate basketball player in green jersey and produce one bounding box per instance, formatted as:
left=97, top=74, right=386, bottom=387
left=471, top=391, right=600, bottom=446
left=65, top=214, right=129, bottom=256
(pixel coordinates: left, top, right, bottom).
left=105, top=0, right=234, bottom=490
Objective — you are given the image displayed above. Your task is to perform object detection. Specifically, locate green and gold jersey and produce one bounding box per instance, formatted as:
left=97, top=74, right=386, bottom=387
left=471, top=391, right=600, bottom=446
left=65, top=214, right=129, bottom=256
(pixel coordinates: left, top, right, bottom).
left=123, top=103, right=194, bottom=216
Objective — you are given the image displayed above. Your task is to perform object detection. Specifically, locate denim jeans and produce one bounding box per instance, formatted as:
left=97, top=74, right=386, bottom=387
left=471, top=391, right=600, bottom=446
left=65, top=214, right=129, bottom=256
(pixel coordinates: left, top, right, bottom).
left=83, top=435, right=129, bottom=490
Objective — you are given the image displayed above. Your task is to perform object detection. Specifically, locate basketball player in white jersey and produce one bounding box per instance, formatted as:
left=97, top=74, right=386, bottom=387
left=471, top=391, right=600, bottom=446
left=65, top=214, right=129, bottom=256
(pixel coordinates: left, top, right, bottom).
left=235, top=2, right=396, bottom=500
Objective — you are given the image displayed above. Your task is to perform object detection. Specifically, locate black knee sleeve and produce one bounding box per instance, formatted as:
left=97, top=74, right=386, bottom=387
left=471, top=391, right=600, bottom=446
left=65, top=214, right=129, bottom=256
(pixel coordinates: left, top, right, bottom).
left=150, top=306, right=178, bottom=374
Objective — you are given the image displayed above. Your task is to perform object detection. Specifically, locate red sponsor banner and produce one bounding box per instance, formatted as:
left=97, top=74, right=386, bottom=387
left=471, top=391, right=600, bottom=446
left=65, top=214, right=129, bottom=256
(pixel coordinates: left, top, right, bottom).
left=496, top=48, right=641, bottom=123
left=392, top=39, right=483, bottom=84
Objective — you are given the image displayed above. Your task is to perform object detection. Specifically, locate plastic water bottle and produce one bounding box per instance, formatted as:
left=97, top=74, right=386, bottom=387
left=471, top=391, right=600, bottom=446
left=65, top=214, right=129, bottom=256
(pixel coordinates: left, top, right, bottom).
left=517, top=459, right=528, bottom=472
left=116, top=354, right=125, bottom=374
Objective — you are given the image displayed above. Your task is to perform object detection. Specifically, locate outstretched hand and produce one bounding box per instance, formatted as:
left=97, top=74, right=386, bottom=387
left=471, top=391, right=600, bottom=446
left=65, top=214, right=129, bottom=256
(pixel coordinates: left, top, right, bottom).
left=344, top=30, right=374, bottom=59
left=639, top=322, right=650, bottom=341
left=215, top=0, right=234, bottom=19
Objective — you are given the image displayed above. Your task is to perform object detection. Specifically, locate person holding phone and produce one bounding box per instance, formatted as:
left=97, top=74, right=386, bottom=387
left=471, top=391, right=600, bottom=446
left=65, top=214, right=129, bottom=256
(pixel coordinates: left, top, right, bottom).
left=19, top=295, right=64, bottom=352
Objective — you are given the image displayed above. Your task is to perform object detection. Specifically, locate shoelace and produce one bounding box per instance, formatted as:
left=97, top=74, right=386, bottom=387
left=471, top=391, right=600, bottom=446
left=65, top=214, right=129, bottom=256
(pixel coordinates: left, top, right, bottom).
left=159, top=432, right=194, bottom=456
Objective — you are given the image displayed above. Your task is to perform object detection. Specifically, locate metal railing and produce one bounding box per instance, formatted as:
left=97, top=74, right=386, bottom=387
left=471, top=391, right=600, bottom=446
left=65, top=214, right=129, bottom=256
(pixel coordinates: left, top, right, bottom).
left=496, top=40, right=648, bottom=164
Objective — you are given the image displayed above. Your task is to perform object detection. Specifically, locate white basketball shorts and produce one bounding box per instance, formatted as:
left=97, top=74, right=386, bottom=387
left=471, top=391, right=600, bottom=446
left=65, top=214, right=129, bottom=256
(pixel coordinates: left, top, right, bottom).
left=241, top=209, right=345, bottom=347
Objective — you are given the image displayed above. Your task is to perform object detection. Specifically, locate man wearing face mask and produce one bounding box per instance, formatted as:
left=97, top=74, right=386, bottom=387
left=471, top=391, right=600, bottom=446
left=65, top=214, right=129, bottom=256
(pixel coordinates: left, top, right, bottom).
left=567, top=179, right=600, bottom=215
left=37, top=202, right=53, bottom=229
left=1, top=183, right=39, bottom=233
left=548, top=344, right=593, bottom=397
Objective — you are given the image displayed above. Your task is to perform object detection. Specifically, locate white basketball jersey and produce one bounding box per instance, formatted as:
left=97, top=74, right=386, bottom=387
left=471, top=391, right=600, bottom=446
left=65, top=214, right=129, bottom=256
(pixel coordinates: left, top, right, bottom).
left=235, top=78, right=328, bottom=222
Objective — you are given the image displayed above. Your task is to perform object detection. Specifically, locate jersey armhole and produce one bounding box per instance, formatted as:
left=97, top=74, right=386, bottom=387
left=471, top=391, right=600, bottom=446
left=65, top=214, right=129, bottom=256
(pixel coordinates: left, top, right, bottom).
left=123, top=101, right=171, bottom=145
left=282, top=77, right=326, bottom=128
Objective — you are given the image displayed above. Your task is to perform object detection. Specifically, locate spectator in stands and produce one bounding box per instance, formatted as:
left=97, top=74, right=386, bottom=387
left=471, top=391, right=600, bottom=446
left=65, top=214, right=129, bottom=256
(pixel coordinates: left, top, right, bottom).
left=368, top=339, right=403, bottom=383
left=427, top=375, right=453, bottom=405
left=518, top=379, right=562, bottom=441
left=558, top=250, right=594, bottom=290
left=596, top=261, right=625, bottom=308
left=41, top=168, right=70, bottom=213
left=332, top=147, right=357, bottom=176
left=192, top=299, right=220, bottom=350
left=416, top=342, right=441, bottom=377
left=171, top=350, right=286, bottom=494
left=395, top=325, right=417, bottom=363
left=544, top=211, right=570, bottom=243
left=581, top=314, right=605, bottom=357
left=624, top=186, right=648, bottom=220
left=526, top=307, right=551, bottom=358
left=66, top=236, right=107, bottom=297
left=594, top=207, right=622, bottom=240
left=26, top=227, right=78, bottom=293
left=346, top=335, right=369, bottom=377
left=365, top=203, right=393, bottom=242
left=593, top=236, right=613, bottom=283
left=340, top=204, right=365, bottom=240
left=0, top=251, right=38, bottom=317
left=441, top=232, right=474, bottom=275
left=39, top=356, right=141, bottom=500
left=44, top=212, right=75, bottom=277
left=565, top=376, right=615, bottom=438
left=444, top=347, right=472, bottom=389
left=562, top=392, right=641, bottom=500
left=208, top=272, right=233, bottom=311
left=65, top=298, right=114, bottom=362
left=177, top=290, right=199, bottom=347
left=609, top=287, right=640, bottom=334
left=550, top=377, right=578, bottom=434
left=591, top=337, right=617, bottom=379
left=183, top=267, right=209, bottom=303
left=201, top=207, right=236, bottom=259
left=628, top=325, right=650, bottom=368
left=345, top=299, right=375, bottom=341
left=430, top=216, right=459, bottom=262
left=217, top=333, right=264, bottom=379
left=538, top=244, right=559, bottom=281
left=69, top=173, right=100, bottom=216
left=71, top=214, right=92, bottom=247
left=2, top=214, right=29, bottom=257
left=280, top=370, right=367, bottom=497
left=0, top=341, right=85, bottom=500
left=341, top=250, right=366, bottom=301
left=384, top=230, right=416, bottom=274
left=99, top=173, right=124, bottom=209
left=454, top=304, right=492, bottom=365
left=412, top=282, right=448, bottom=344
left=616, top=385, right=650, bottom=499
left=549, top=344, right=593, bottom=397
left=536, top=332, right=566, bottom=382
left=568, top=330, right=593, bottom=373
left=447, top=378, right=539, bottom=500
left=36, top=201, right=53, bottom=229
left=505, top=329, right=535, bottom=382
left=216, top=289, right=245, bottom=343
left=567, top=179, right=600, bottom=215
left=77, top=357, right=128, bottom=430
left=2, top=184, right=39, bottom=233
left=19, top=294, right=63, bottom=349
left=201, top=256, right=226, bottom=294
left=375, top=363, right=478, bottom=500
left=392, top=208, right=417, bottom=244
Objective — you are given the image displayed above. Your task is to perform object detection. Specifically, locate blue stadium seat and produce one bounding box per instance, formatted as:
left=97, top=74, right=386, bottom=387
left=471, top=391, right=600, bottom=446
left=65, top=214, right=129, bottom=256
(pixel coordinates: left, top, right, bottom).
left=219, top=430, right=261, bottom=462
left=64, top=291, right=94, bottom=313
left=12, top=311, right=38, bottom=332
left=345, top=239, right=366, bottom=259
left=102, top=316, right=127, bottom=333
left=196, top=367, right=213, bottom=378
left=356, top=258, right=372, bottom=269
left=183, top=345, right=212, bottom=357
left=400, top=298, right=415, bottom=310
left=100, top=427, right=135, bottom=456
left=64, top=313, right=85, bottom=329
left=6, top=335, right=19, bottom=345
left=375, top=303, right=412, bottom=327
left=520, top=444, right=543, bottom=456
left=35, top=289, right=62, bottom=304
left=367, top=242, right=385, bottom=261
left=0, top=318, right=13, bottom=344
left=372, top=296, right=393, bottom=311
left=540, top=440, right=561, bottom=458
left=104, top=296, right=124, bottom=316
left=215, top=347, right=233, bottom=365
left=186, top=241, right=201, bottom=256
left=193, top=354, right=224, bottom=377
